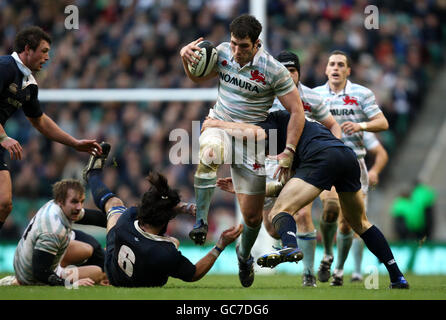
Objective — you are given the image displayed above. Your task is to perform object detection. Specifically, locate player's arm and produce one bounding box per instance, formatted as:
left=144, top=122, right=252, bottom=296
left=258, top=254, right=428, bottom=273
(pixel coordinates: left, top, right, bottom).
left=276, top=87, right=305, bottom=182
left=341, top=112, right=389, bottom=135
left=0, top=123, right=23, bottom=160
left=27, top=113, right=102, bottom=155
left=189, top=224, right=243, bottom=282
left=32, top=248, right=94, bottom=286
left=368, top=143, right=389, bottom=187
left=319, top=115, right=342, bottom=139
left=180, top=37, right=217, bottom=83
left=201, top=118, right=266, bottom=140
left=0, top=63, right=23, bottom=160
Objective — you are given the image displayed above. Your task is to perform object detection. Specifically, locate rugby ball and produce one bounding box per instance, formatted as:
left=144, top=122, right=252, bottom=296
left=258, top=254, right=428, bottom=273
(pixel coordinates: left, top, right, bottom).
left=188, top=40, right=218, bottom=77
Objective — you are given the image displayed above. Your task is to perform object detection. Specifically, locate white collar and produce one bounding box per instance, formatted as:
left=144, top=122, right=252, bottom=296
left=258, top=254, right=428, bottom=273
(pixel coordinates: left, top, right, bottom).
left=133, top=221, right=179, bottom=249
left=327, top=79, right=352, bottom=96
left=11, top=52, right=32, bottom=77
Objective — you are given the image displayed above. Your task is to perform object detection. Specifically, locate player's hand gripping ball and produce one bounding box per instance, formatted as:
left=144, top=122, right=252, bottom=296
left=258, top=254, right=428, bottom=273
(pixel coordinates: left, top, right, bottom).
left=188, top=40, right=218, bottom=77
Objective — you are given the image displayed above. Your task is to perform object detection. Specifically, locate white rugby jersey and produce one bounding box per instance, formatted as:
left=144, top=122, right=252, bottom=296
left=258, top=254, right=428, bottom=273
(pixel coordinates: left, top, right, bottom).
left=364, top=131, right=380, bottom=151
left=210, top=42, right=295, bottom=124
left=270, top=82, right=330, bottom=122
left=313, top=80, right=383, bottom=158
left=13, top=200, right=72, bottom=285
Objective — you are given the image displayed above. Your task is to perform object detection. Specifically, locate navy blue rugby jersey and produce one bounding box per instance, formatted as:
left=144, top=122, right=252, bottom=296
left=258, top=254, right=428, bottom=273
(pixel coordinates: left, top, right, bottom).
left=108, top=207, right=196, bottom=287
left=258, top=110, right=348, bottom=169
left=0, top=55, right=43, bottom=126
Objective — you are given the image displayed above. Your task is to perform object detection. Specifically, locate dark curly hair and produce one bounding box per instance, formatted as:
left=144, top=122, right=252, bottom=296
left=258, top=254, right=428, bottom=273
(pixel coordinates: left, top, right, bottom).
left=137, top=172, right=181, bottom=228
left=14, top=26, right=51, bottom=53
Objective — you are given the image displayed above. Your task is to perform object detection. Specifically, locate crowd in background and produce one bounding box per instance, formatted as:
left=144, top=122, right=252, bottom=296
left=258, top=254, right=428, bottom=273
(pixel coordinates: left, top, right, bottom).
left=0, top=0, right=445, bottom=242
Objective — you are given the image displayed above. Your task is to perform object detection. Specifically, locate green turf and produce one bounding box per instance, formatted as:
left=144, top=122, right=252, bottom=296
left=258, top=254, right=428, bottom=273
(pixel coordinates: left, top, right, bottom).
left=0, top=273, right=445, bottom=300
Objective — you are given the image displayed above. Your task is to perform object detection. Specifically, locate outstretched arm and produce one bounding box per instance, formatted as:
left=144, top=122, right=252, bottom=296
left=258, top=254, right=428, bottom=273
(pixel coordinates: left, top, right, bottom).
left=189, top=224, right=243, bottom=281
left=27, top=113, right=101, bottom=155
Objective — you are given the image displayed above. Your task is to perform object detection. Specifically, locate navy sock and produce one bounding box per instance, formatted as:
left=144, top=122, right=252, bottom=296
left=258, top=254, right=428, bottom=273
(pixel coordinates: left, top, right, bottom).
left=360, top=225, right=403, bottom=283
left=272, top=212, right=298, bottom=248
left=88, top=170, right=115, bottom=213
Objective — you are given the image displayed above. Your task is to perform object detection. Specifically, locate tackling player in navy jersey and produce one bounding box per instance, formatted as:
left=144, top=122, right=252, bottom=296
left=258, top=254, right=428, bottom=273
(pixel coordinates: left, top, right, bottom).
left=0, top=26, right=102, bottom=231
left=204, top=113, right=408, bottom=289
left=82, top=142, right=242, bottom=287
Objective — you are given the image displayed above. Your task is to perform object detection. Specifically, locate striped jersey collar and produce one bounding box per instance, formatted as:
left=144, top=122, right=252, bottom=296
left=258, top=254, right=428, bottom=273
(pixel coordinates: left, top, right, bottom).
left=230, top=40, right=264, bottom=68
left=326, top=79, right=353, bottom=96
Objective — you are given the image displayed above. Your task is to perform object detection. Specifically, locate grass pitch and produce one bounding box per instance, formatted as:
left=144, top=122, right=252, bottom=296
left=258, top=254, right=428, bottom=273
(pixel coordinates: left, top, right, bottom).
left=0, top=273, right=445, bottom=300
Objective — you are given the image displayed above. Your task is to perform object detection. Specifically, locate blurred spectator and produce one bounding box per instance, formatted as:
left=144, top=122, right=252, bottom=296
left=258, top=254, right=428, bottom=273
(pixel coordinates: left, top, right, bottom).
left=391, top=182, right=436, bottom=240
left=0, top=0, right=444, bottom=242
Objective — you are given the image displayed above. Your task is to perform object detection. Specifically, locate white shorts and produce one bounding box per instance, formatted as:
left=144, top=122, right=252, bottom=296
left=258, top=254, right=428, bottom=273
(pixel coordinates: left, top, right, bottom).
left=200, top=127, right=266, bottom=194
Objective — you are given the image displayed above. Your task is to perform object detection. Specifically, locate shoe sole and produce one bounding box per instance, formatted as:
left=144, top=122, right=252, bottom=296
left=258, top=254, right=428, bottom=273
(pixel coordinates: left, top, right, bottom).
left=189, top=228, right=207, bottom=245
left=257, top=250, right=303, bottom=268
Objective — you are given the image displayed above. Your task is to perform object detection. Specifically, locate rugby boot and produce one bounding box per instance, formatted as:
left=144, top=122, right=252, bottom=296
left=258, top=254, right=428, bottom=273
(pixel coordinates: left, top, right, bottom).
left=189, top=219, right=208, bottom=245
left=82, top=141, right=111, bottom=183
left=330, top=272, right=344, bottom=286
left=236, top=244, right=255, bottom=287
left=317, top=255, right=333, bottom=282
left=389, top=276, right=409, bottom=289
left=257, top=246, right=303, bottom=269
left=302, top=273, right=317, bottom=287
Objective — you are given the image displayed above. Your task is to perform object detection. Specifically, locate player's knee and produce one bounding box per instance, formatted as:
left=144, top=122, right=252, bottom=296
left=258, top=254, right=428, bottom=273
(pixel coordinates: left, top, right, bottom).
left=195, top=162, right=218, bottom=179
left=244, top=214, right=262, bottom=228
left=322, top=199, right=340, bottom=223
left=338, top=221, right=352, bottom=234
left=199, top=140, right=225, bottom=172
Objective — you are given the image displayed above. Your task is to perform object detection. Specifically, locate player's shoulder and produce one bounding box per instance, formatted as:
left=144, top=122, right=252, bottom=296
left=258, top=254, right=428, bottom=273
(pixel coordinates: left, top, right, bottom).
left=0, top=55, right=14, bottom=66
left=312, top=83, right=329, bottom=94
left=349, top=81, right=374, bottom=97
left=300, top=83, right=324, bottom=100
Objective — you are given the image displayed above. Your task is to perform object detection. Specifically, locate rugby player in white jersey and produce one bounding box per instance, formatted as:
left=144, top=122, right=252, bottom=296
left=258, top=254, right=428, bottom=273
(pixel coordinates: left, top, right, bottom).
left=313, top=51, right=389, bottom=286
left=3, top=180, right=104, bottom=286
left=180, top=14, right=305, bottom=287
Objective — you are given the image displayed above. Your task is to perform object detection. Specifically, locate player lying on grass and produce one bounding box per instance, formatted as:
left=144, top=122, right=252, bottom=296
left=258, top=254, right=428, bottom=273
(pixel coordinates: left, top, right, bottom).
left=205, top=114, right=409, bottom=289
left=0, top=179, right=106, bottom=286
left=82, top=142, right=242, bottom=287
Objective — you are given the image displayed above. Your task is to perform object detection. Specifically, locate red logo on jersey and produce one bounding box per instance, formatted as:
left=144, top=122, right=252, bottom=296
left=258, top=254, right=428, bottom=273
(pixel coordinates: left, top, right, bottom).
left=250, top=70, right=266, bottom=85
left=222, top=60, right=228, bottom=66
left=343, top=95, right=358, bottom=106
left=252, top=162, right=262, bottom=170
left=302, top=101, right=312, bottom=112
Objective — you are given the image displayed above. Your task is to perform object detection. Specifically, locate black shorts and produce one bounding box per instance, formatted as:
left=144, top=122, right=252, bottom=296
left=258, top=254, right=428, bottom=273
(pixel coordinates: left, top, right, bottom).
left=0, top=148, right=8, bottom=171
left=293, top=146, right=361, bottom=192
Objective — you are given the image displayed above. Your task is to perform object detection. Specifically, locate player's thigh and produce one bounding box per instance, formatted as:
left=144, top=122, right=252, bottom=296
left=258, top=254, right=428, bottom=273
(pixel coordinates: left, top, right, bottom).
left=338, top=190, right=371, bottom=235
left=61, top=240, right=93, bottom=267
left=270, top=178, right=321, bottom=220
